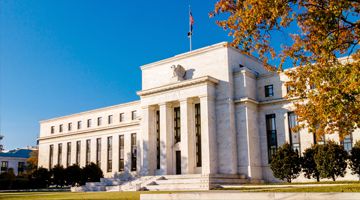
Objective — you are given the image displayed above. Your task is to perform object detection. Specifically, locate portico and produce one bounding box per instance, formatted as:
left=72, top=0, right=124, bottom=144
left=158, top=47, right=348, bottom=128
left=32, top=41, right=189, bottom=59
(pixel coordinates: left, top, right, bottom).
left=138, top=76, right=219, bottom=176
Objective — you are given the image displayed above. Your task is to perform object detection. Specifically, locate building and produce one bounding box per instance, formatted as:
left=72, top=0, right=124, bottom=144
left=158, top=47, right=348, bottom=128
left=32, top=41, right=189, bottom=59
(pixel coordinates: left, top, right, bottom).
left=38, top=42, right=360, bottom=187
left=0, top=148, right=33, bottom=175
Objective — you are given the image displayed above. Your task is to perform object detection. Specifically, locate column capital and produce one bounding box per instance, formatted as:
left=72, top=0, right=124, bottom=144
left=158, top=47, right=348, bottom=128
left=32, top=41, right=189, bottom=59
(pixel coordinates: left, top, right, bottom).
left=179, top=98, right=194, bottom=104
left=199, top=95, right=215, bottom=101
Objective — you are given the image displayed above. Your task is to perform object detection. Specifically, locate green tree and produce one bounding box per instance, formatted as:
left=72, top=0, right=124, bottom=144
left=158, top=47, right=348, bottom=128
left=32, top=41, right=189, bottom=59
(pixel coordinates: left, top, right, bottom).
left=211, top=0, right=360, bottom=140
left=51, top=165, right=65, bottom=187
left=302, top=145, right=320, bottom=182
left=0, top=168, right=16, bottom=189
left=314, top=141, right=348, bottom=181
left=31, top=167, right=50, bottom=188
left=65, top=164, right=82, bottom=186
left=349, top=140, right=360, bottom=179
left=270, top=143, right=302, bottom=183
left=81, top=162, right=103, bottom=185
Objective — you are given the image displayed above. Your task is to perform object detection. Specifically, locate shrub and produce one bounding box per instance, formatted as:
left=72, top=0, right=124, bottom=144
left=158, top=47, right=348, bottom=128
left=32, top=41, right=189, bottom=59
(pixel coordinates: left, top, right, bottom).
left=65, top=164, right=82, bottom=186
left=31, top=167, right=50, bottom=188
left=270, top=143, right=302, bottom=183
left=314, top=141, right=348, bottom=181
left=302, top=145, right=321, bottom=182
left=81, top=162, right=104, bottom=184
left=51, top=165, right=65, bottom=187
left=349, top=140, right=360, bottom=179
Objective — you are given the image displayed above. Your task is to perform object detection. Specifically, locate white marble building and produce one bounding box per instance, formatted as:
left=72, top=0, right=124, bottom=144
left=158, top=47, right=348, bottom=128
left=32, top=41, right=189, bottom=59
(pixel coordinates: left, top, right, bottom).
left=38, top=42, right=360, bottom=184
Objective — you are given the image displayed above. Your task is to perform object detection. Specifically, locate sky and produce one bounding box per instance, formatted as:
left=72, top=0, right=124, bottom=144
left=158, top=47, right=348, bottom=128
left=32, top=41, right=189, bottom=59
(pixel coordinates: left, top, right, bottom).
left=0, top=0, right=297, bottom=150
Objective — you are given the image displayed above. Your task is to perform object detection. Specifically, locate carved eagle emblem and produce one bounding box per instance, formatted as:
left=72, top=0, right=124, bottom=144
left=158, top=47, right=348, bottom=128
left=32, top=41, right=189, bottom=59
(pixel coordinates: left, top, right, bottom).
left=171, top=64, right=186, bottom=81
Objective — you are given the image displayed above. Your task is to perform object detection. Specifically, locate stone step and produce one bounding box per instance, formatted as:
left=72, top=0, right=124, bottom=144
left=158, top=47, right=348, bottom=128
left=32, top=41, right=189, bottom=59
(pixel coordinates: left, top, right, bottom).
left=145, top=183, right=208, bottom=191
left=154, top=178, right=204, bottom=185
left=85, top=182, right=105, bottom=187
left=161, top=174, right=202, bottom=179
left=105, top=185, right=121, bottom=192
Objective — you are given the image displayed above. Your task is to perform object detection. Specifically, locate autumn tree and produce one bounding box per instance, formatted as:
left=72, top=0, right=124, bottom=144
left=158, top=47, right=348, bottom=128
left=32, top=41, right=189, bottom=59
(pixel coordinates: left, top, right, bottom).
left=26, top=150, right=38, bottom=174
left=212, top=0, right=360, bottom=139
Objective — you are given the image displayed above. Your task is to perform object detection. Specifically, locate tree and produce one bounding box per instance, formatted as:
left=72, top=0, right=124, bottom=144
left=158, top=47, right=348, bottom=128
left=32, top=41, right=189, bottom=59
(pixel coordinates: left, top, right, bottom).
left=314, top=141, right=348, bottom=181
left=32, top=167, right=50, bottom=188
left=51, top=165, right=65, bottom=187
left=81, top=162, right=103, bottom=184
left=270, top=143, right=302, bottom=183
left=65, top=164, right=82, bottom=186
left=26, top=150, right=38, bottom=174
left=302, top=145, right=320, bottom=182
left=0, top=168, right=16, bottom=189
left=212, top=0, right=360, bottom=140
left=349, top=140, right=360, bottom=179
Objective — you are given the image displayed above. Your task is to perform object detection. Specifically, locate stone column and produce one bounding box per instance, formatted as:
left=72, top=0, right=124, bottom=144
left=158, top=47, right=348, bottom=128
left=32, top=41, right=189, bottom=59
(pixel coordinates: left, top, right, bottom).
left=200, top=95, right=217, bottom=175
left=180, top=98, right=195, bottom=174
left=159, top=102, right=173, bottom=175
left=140, top=105, right=156, bottom=175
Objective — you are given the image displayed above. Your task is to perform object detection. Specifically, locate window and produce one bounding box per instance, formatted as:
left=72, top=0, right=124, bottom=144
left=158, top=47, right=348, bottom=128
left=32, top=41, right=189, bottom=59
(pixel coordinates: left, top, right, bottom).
left=76, top=141, right=81, bottom=165
left=288, top=112, right=300, bottom=154
left=119, top=135, right=124, bottom=171
left=96, top=138, right=101, bottom=166
left=51, top=126, right=55, bottom=134
left=107, top=136, right=113, bottom=172
left=58, top=143, right=62, bottom=165
left=97, top=117, right=102, bottom=126
left=156, top=110, right=160, bottom=169
left=1, top=161, right=8, bottom=172
left=66, top=142, right=71, bottom=167
left=286, top=84, right=295, bottom=94
left=131, top=111, right=137, bottom=120
left=68, top=123, right=72, bottom=131
left=86, top=139, right=91, bottom=165
left=18, top=162, right=25, bottom=174
left=87, top=119, right=92, bottom=128
left=341, top=134, right=353, bottom=152
left=266, top=114, right=277, bottom=163
left=59, top=124, right=63, bottom=133
left=131, top=133, right=137, bottom=171
left=174, top=107, right=181, bottom=143
left=108, top=115, right=113, bottom=124
left=119, top=113, right=124, bottom=122
left=49, top=145, right=54, bottom=169
left=195, top=103, right=202, bottom=167
left=265, top=85, right=274, bottom=97
left=77, top=121, right=82, bottom=130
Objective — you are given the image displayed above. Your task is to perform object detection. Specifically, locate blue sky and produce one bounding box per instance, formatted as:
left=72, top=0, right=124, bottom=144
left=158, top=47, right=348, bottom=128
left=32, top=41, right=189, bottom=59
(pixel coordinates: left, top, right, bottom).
left=0, top=0, right=302, bottom=150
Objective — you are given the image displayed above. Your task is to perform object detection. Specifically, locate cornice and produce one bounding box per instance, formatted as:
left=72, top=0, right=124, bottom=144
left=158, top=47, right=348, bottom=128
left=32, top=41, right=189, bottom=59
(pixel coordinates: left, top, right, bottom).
left=40, top=100, right=141, bottom=124
left=38, top=121, right=140, bottom=141
left=137, top=76, right=219, bottom=97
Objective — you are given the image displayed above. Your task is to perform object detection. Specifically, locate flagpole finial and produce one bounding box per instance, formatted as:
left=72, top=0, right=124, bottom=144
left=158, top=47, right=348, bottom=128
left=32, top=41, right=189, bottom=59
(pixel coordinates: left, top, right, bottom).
left=188, top=5, right=194, bottom=51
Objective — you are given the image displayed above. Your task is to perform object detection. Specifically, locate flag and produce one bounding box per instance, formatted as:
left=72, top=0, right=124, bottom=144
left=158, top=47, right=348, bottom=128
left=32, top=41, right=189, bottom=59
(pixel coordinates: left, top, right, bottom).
left=188, top=10, right=194, bottom=37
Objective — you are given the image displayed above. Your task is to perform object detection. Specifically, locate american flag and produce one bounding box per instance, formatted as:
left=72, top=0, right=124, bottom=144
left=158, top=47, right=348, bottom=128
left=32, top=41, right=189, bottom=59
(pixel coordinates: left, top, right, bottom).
left=188, top=10, right=194, bottom=37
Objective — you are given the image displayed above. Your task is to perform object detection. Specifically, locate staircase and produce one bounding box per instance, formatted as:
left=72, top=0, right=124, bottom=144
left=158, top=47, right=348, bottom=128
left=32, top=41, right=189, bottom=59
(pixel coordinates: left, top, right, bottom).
left=71, top=174, right=249, bottom=192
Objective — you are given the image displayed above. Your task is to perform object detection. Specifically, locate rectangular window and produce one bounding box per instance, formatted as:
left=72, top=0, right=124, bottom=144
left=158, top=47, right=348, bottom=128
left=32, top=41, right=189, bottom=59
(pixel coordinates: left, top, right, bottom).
left=265, top=85, right=274, bottom=97
left=119, top=113, right=124, bottom=122
left=131, top=133, right=137, bottom=171
left=156, top=110, right=160, bottom=170
left=18, top=162, right=25, bottom=174
left=266, top=114, right=277, bottom=163
left=108, top=115, right=113, bottom=124
left=174, top=107, right=181, bottom=143
left=76, top=141, right=81, bottom=165
left=58, top=143, right=62, bottom=166
left=59, top=124, right=63, bottom=133
left=195, top=103, right=202, bottom=167
left=68, top=123, right=72, bottom=131
left=49, top=144, right=54, bottom=169
left=341, top=134, right=353, bottom=152
left=1, top=161, right=8, bottom=172
left=77, top=121, right=82, bottom=130
left=288, top=112, right=300, bottom=154
left=97, top=117, right=102, bottom=126
left=96, top=138, right=101, bottom=166
left=87, top=119, right=92, bottom=128
left=66, top=142, right=71, bottom=167
left=107, top=136, right=113, bottom=172
left=131, top=111, right=137, bottom=120
left=86, top=139, right=91, bottom=165
left=119, top=135, right=124, bottom=171
left=51, top=126, right=55, bottom=134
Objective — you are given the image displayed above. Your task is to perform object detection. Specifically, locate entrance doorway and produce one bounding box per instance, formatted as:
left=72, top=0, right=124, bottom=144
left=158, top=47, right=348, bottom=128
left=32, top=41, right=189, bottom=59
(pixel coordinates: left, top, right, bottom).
left=175, top=151, right=181, bottom=174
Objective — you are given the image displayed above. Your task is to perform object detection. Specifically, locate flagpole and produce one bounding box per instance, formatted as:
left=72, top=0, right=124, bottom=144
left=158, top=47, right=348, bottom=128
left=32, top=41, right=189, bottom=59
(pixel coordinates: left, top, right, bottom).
left=189, top=5, right=192, bottom=51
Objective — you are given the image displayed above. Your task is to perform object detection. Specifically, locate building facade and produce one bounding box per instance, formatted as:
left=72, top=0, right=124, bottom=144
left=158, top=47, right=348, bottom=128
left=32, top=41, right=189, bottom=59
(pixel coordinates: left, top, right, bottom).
left=38, top=42, right=360, bottom=182
left=0, top=148, right=33, bottom=175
